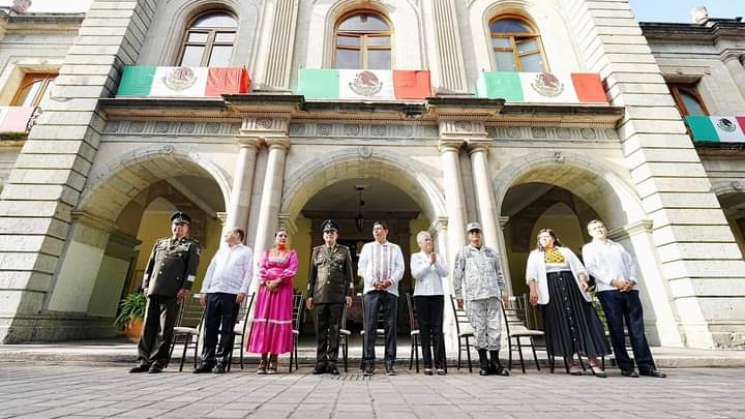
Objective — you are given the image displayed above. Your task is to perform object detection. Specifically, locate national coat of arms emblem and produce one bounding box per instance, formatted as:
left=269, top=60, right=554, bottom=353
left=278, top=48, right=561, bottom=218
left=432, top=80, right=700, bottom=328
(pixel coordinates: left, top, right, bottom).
left=716, top=118, right=736, bottom=132
left=163, top=66, right=198, bottom=91
left=349, top=70, right=383, bottom=97
left=531, top=72, right=564, bottom=97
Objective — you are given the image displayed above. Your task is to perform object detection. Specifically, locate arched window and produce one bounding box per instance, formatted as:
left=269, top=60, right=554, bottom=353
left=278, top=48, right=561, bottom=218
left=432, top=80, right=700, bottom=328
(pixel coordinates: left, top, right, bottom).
left=668, top=83, right=709, bottom=116
left=178, top=11, right=237, bottom=67
left=11, top=73, right=56, bottom=107
left=334, top=11, right=391, bottom=70
left=489, top=16, right=546, bottom=72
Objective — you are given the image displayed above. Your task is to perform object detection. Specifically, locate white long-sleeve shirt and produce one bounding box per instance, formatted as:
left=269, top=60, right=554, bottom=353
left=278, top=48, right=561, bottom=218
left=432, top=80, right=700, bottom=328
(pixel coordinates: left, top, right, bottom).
left=410, top=251, right=449, bottom=296
left=357, top=240, right=405, bottom=297
left=525, top=246, right=591, bottom=305
left=200, top=243, right=253, bottom=295
left=582, top=239, right=639, bottom=292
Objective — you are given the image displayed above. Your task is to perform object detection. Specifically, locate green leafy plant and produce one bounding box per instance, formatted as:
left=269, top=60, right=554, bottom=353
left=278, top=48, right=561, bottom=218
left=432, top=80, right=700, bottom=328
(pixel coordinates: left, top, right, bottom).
left=114, top=292, right=146, bottom=330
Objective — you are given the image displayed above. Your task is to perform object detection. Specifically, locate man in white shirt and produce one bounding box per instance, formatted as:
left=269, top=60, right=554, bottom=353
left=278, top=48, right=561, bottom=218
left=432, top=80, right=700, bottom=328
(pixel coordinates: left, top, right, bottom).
left=582, top=219, right=665, bottom=378
left=193, top=228, right=253, bottom=374
left=357, top=221, right=405, bottom=376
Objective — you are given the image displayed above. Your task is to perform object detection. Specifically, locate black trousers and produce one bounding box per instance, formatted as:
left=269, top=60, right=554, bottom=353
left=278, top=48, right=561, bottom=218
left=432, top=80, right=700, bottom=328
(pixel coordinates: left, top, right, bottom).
left=597, top=290, right=655, bottom=373
left=137, top=294, right=179, bottom=366
left=414, top=295, right=445, bottom=369
left=202, top=292, right=238, bottom=365
left=314, top=303, right=344, bottom=366
left=363, top=290, right=398, bottom=365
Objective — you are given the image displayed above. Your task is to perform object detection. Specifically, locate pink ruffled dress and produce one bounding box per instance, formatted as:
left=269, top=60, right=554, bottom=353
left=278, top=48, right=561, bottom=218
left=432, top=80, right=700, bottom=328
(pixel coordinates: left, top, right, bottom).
left=247, top=249, right=298, bottom=354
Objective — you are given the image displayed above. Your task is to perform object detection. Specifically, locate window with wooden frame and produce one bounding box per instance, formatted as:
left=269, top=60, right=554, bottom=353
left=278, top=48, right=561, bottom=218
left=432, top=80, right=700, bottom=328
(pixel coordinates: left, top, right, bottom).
left=178, top=11, right=237, bottom=67
left=668, top=83, right=709, bottom=117
left=489, top=16, right=546, bottom=72
left=334, top=11, right=392, bottom=70
left=11, top=73, right=56, bottom=107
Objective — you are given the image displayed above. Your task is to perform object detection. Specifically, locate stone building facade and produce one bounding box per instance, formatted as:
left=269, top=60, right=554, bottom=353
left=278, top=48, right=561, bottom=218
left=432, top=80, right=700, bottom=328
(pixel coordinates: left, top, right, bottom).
left=0, top=0, right=743, bottom=350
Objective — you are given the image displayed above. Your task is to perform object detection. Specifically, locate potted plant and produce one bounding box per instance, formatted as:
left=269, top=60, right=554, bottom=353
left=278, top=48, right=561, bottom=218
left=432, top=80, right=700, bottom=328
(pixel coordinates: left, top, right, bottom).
left=115, top=292, right=146, bottom=342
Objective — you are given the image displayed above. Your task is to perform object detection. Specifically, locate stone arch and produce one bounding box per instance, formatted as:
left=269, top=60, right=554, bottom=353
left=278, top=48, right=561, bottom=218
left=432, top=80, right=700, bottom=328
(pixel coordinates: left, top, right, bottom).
left=79, top=144, right=230, bottom=224
left=281, top=148, right=446, bottom=224
left=711, top=181, right=745, bottom=259
left=494, top=151, right=647, bottom=228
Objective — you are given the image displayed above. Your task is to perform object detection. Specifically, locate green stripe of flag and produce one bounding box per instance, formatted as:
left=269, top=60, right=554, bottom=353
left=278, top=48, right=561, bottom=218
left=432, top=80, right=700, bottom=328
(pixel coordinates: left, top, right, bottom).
left=117, top=66, right=155, bottom=96
left=477, top=72, right=523, bottom=101
left=686, top=115, right=720, bottom=142
left=298, top=69, right=339, bottom=99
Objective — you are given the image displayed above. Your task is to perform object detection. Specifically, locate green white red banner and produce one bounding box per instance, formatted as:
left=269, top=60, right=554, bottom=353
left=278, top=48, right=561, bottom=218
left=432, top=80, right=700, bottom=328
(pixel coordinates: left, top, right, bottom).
left=116, top=66, right=250, bottom=97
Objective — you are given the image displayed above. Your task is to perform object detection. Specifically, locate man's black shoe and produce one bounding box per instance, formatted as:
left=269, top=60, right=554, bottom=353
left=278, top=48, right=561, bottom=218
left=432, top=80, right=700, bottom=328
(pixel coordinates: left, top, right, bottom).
left=363, top=364, right=375, bottom=377
left=477, top=349, right=490, bottom=376
left=193, top=363, right=214, bottom=374
left=312, top=364, right=327, bottom=375
left=129, top=363, right=150, bottom=373
left=621, top=369, right=639, bottom=378
left=212, top=364, right=226, bottom=374
left=640, top=368, right=666, bottom=378
left=385, top=362, right=397, bottom=376
left=148, top=363, right=164, bottom=374
left=328, top=365, right=340, bottom=375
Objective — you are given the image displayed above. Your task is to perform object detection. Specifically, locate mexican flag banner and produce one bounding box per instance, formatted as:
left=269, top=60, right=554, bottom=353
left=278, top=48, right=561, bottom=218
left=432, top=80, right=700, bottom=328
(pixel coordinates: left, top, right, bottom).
left=477, top=72, right=608, bottom=104
left=297, top=69, right=431, bottom=101
left=686, top=115, right=745, bottom=143
left=116, top=66, right=250, bottom=97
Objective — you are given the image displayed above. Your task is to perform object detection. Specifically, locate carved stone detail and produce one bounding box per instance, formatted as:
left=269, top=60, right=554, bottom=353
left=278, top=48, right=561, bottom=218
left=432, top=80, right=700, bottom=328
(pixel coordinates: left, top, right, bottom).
left=103, top=120, right=240, bottom=136
left=287, top=123, right=438, bottom=139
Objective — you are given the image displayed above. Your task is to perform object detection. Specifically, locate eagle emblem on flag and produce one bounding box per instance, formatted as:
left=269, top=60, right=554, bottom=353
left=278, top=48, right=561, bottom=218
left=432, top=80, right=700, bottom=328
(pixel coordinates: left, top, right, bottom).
left=163, top=66, right=198, bottom=91
left=349, top=70, right=383, bottom=97
left=531, top=72, right=564, bottom=97
left=716, top=117, right=737, bottom=132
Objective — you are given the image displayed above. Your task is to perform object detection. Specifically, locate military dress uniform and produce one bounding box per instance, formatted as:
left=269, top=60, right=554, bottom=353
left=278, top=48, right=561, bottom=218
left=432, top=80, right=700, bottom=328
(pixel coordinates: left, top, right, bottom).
left=135, top=215, right=200, bottom=372
left=308, top=222, right=354, bottom=373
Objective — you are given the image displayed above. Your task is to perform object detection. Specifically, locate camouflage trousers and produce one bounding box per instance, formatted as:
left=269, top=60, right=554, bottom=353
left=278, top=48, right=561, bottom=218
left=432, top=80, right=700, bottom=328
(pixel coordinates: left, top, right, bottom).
left=465, top=297, right=502, bottom=351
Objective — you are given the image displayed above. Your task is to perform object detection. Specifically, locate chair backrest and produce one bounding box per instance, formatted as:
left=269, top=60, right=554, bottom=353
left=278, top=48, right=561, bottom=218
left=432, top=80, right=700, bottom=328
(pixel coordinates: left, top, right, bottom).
left=499, top=298, right=512, bottom=337
left=449, top=295, right=471, bottom=335
left=405, top=293, right=418, bottom=331
left=292, top=294, right=305, bottom=331
left=236, top=292, right=256, bottom=334
left=176, top=294, right=206, bottom=329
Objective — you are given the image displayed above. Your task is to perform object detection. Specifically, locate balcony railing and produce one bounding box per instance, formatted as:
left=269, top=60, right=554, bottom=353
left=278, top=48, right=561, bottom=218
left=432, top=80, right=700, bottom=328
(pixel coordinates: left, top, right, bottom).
left=0, top=106, right=36, bottom=136
left=686, top=115, right=745, bottom=144
left=116, top=66, right=250, bottom=98
left=297, top=69, right=432, bottom=101
left=477, top=71, right=608, bottom=105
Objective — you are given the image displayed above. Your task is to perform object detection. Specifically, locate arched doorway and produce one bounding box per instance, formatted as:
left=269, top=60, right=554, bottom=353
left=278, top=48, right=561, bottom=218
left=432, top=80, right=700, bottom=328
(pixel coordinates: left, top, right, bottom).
left=717, top=191, right=745, bottom=259
left=45, top=149, right=227, bottom=337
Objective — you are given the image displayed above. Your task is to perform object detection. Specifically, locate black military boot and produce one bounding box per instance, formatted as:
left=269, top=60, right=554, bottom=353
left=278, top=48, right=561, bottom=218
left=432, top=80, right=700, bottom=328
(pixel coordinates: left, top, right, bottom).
left=478, top=349, right=490, bottom=376
left=489, top=350, right=510, bottom=376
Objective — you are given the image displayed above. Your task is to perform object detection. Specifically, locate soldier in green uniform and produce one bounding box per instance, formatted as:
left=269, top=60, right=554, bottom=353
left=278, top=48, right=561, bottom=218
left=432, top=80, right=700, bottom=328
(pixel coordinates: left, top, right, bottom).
left=129, top=211, right=201, bottom=374
left=306, top=219, right=354, bottom=375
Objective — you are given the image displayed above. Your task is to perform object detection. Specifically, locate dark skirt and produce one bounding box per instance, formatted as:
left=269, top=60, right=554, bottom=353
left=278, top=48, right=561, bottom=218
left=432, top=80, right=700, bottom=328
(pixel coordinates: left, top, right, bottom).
left=540, top=270, right=610, bottom=358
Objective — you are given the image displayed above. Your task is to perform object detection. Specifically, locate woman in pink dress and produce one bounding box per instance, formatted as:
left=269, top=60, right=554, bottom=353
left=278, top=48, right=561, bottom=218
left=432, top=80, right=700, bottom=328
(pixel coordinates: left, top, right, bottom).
left=248, top=229, right=298, bottom=374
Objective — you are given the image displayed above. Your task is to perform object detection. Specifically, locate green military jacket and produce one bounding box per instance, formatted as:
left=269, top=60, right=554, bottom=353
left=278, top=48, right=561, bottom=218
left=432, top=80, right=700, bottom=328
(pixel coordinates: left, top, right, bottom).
left=142, top=236, right=201, bottom=298
left=308, top=244, right=354, bottom=304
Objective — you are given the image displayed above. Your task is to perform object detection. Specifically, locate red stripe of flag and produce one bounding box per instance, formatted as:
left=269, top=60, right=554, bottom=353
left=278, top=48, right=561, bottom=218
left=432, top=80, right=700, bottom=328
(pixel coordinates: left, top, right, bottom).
left=393, top=70, right=431, bottom=100
left=737, top=116, right=745, bottom=136
left=205, top=67, right=251, bottom=96
left=571, top=73, right=607, bottom=103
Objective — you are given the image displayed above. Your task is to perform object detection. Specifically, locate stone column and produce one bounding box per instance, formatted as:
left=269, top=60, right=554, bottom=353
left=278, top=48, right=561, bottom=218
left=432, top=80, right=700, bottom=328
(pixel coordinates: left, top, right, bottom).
left=252, top=136, right=290, bottom=257
left=498, top=216, right=513, bottom=297
left=421, top=0, right=468, bottom=93
left=438, top=139, right=467, bottom=267
left=253, top=0, right=300, bottom=90
left=224, top=136, right=261, bottom=232
left=722, top=52, right=745, bottom=102
left=469, top=143, right=502, bottom=265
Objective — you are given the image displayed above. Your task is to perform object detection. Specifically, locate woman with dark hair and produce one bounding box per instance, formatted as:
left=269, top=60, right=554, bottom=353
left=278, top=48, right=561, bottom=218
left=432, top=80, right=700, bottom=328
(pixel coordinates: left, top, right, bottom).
left=526, top=228, right=610, bottom=377
left=248, top=229, right=298, bottom=374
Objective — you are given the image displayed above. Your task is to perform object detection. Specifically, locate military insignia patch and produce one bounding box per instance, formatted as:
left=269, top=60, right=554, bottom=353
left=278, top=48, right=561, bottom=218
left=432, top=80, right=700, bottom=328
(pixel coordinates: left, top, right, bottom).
left=163, top=66, right=198, bottom=91
left=717, top=117, right=737, bottom=132
left=531, top=72, right=564, bottom=98
left=349, top=70, right=383, bottom=97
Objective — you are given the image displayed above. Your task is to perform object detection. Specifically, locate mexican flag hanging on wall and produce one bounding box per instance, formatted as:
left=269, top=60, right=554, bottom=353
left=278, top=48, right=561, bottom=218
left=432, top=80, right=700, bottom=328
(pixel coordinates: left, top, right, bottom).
left=297, top=69, right=431, bottom=101
left=116, top=66, right=250, bottom=97
left=686, top=115, right=745, bottom=143
left=477, top=72, right=608, bottom=104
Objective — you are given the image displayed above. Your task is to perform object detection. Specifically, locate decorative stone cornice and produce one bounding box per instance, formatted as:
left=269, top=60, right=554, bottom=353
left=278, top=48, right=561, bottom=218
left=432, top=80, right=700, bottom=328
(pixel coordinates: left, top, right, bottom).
left=70, top=210, right=116, bottom=233
left=278, top=213, right=298, bottom=236
left=216, top=212, right=228, bottom=225
left=466, top=139, right=491, bottom=154
left=498, top=216, right=510, bottom=228
left=608, top=219, right=654, bottom=240
left=265, top=136, right=290, bottom=151
left=437, top=139, right=465, bottom=153
left=430, top=217, right=448, bottom=234
left=240, top=116, right=290, bottom=138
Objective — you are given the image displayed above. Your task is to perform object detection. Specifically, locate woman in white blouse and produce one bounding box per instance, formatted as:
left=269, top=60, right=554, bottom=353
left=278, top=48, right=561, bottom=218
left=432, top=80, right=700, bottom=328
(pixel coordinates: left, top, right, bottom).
left=526, top=228, right=610, bottom=377
left=410, top=231, right=449, bottom=375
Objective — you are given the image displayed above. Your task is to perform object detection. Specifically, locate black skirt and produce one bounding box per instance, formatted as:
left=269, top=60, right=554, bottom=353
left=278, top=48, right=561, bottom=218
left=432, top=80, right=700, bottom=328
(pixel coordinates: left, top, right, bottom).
left=540, top=270, right=610, bottom=358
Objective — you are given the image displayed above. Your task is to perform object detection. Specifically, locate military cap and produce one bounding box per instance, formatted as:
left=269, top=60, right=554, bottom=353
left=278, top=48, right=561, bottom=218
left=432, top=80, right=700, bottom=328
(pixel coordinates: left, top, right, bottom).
left=170, top=211, right=192, bottom=225
left=466, top=222, right=482, bottom=233
left=321, top=219, right=340, bottom=232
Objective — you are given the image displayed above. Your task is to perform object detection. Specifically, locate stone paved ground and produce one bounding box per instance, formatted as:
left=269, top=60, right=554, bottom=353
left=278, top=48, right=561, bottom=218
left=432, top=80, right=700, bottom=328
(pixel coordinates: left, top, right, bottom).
left=1, top=363, right=744, bottom=419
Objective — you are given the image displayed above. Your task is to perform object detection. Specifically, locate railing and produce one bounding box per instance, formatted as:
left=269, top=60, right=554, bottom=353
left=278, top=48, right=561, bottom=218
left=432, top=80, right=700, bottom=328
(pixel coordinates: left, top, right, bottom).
left=297, top=69, right=432, bottom=101
left=476, top=71, right=608, bottom=104
left=116, top=66, right=250, bottom=98
left=0, top=106, right=36, bottom=135
left=686, top=115, right=745, bottom=144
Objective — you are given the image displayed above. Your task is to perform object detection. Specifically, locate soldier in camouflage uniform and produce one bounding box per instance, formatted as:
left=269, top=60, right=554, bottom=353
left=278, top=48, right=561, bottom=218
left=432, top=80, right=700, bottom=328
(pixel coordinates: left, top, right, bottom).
left=129, top=211, right=201, bottom=374
left=453, top=222, right=510, bottom=376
